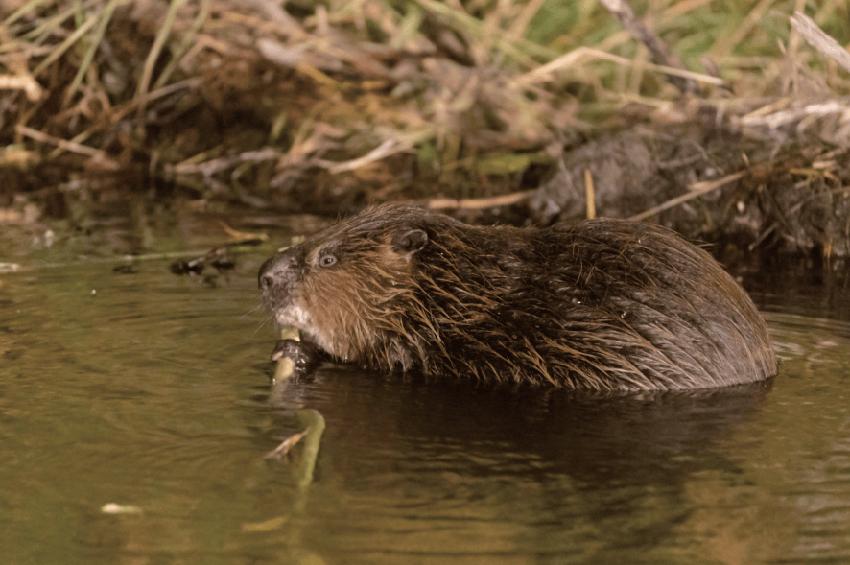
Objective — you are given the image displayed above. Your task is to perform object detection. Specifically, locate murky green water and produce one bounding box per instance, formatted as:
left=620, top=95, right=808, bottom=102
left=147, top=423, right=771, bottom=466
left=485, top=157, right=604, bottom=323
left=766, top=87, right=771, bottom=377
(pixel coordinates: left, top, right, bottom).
left=1, top=246, right=849, bottom=564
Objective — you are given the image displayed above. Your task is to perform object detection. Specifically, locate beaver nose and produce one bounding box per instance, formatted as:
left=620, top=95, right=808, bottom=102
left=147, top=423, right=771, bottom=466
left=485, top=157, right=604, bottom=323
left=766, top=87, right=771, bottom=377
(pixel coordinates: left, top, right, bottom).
left=258, top=267, right=275, bottom=292
left=258, top=247, right=300, bottom=290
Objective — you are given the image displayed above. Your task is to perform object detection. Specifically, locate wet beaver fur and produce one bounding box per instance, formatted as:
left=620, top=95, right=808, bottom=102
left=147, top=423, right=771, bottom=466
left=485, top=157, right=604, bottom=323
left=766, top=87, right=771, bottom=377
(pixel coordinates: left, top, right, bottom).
left=258, top=203, right=776, bottom=390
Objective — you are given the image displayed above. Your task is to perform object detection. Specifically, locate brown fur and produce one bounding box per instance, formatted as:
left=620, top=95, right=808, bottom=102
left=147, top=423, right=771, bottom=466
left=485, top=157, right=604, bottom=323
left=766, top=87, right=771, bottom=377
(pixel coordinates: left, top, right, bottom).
left=259, top=203, right=776, bottom=390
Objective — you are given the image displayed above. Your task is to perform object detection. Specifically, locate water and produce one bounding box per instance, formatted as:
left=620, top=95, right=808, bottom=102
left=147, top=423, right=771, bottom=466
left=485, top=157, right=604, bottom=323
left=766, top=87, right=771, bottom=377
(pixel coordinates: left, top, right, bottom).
left=1, top=248, right=849, bottom=564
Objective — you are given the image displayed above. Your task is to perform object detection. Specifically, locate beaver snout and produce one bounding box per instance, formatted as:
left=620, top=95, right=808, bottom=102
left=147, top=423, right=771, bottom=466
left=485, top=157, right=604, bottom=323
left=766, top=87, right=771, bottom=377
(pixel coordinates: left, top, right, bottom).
left=258, top=247, right=301, bottom=291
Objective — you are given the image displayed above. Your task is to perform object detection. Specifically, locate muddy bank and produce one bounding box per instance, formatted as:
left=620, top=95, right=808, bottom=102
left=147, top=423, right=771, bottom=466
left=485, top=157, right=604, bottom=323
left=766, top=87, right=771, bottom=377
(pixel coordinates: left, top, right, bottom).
left=525, top=125, right=850, bottom=264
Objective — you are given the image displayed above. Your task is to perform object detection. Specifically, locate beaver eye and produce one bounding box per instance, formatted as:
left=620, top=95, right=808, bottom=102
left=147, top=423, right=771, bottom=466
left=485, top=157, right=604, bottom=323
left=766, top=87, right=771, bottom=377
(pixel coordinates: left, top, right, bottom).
left=318, top=253, right=337, bottom=268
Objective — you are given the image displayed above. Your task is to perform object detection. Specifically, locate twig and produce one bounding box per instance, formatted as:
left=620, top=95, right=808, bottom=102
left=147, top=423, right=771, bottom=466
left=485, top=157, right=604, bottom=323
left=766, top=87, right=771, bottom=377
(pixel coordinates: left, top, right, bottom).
left=0, top=23, right=42, bottom=101
left=584, top=169, right=596, bottom=219
left=323, top=139, right=401, bottom=174
left=273, top=327, right=300, bottom=383
left=0, top=74, right=42, bottom=101
left=512, top=46, right=722, bottom=88
left=264, top=430, right=308, bottom=460
left=65, top=0, right=121, bottom=103
left=599, top=0, right=697, bottom=93
left=135, top=0, right=188, bottom=115
left=629, top=171, right=748, bottom=221
left=738, top=99, right=850, bottom=129
left=3, top=0, right=53, bottom=26
left=712, top=0, right=773, bottom=58
left=32, top=11, right=98, bottom=77
left=294, top=409, right=325, bottom=489
left=16, top=125, right=104, bottom=157
left=790, top=11, right=850, bottom=75
left=426, top=190, right=535, bottom=211
left=153, top=0, right=212, bottom=89
left=413, top=0, right=552, bottom=65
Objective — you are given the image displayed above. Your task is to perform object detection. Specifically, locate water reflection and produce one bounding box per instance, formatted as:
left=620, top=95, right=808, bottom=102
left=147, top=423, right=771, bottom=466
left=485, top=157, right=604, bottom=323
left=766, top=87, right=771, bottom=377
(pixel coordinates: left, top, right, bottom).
left=257, top=367, right=780, bottom=563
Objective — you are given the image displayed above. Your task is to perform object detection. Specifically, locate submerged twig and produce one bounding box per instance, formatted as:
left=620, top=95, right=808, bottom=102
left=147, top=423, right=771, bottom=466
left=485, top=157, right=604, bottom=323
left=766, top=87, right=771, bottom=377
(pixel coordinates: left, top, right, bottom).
left=265, top=430, right=308, bottom=459
left=293, top=409, right=325, bottom=489
left=263, top=409, right=326, bottom=490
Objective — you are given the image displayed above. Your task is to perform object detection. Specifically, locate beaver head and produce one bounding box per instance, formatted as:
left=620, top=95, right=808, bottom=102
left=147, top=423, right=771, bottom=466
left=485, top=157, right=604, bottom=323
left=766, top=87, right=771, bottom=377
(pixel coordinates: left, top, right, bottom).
left=258, top=205, right=456, bottom=371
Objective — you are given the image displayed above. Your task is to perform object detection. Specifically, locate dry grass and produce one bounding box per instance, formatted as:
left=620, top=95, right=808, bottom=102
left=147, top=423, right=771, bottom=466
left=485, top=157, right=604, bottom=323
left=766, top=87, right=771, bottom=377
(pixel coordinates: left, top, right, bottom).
left=1, top=0, right=849, bottom=208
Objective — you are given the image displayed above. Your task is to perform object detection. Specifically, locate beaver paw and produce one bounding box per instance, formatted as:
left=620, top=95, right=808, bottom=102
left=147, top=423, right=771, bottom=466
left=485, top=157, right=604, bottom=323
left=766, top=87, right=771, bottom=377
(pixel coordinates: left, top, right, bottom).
left=271, top=339, right=322, bottom=371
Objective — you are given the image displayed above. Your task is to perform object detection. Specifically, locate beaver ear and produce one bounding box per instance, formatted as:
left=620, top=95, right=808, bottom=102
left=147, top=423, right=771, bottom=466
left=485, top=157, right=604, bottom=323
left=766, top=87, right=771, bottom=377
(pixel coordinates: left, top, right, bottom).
left=392, top=227, right=428, bottom=257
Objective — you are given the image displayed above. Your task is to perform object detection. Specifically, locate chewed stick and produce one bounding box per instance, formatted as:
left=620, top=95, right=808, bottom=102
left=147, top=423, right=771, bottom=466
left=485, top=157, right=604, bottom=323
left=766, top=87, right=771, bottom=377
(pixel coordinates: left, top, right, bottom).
left=272, top=327, right=300, bottom=382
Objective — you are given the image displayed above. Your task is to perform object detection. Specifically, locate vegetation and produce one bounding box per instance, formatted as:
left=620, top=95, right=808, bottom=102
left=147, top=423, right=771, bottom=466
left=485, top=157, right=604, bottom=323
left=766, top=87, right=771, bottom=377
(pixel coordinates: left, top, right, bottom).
left=1, top=1, right=849, bottom=232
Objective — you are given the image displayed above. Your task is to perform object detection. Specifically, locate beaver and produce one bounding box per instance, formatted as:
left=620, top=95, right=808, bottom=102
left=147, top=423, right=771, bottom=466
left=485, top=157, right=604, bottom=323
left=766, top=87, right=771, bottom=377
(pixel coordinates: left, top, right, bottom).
left=258, top=203, right=776, bottom=390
